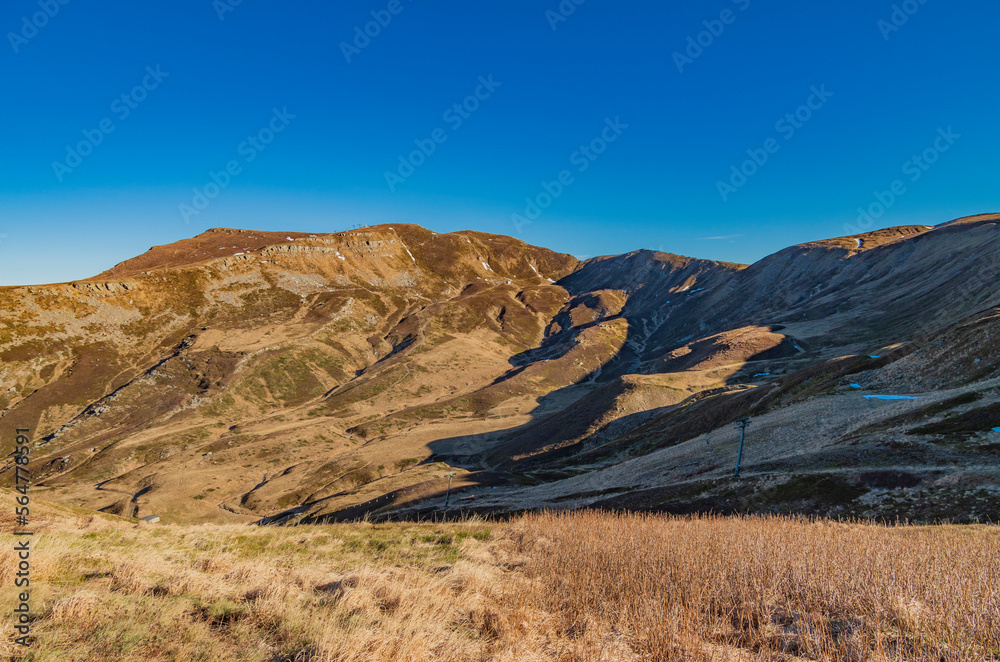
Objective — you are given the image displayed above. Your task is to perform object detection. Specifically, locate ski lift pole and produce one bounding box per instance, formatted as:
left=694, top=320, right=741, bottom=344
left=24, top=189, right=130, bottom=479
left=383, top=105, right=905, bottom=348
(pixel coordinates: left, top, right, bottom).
left=733, top=418, right=751, bottom=478
left=443, top=472, right=456, bottom=508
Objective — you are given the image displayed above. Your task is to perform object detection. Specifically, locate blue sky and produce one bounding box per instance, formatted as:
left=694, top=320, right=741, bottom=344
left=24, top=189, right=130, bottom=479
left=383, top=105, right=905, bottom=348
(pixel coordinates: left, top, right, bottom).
left=1, top=0, right=998, bottom=285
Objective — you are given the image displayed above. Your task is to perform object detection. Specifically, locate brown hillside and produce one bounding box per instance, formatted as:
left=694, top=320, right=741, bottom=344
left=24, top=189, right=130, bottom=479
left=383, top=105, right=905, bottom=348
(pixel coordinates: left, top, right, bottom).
left=1, top=216, right=999, bottom=524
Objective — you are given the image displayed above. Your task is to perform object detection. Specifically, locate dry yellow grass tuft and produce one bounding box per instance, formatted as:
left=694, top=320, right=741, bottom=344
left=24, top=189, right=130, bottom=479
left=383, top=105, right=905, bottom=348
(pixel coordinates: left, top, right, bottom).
left=0, top=509, right=997, bottom=661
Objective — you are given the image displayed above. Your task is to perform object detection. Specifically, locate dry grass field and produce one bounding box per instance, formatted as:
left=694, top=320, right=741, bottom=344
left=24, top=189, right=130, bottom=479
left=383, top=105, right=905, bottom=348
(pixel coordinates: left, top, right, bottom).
left=0, top=507, right=998, bottom=661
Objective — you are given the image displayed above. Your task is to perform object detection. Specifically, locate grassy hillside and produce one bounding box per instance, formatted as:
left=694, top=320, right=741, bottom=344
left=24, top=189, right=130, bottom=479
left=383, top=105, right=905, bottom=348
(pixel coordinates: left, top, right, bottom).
left=3, top=217, right=1000, bottom=524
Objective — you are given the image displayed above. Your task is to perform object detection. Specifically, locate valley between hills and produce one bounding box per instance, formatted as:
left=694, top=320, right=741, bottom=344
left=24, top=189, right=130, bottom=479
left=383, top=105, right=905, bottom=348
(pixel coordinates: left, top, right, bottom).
left=3, top=215, right=1000, bottom=525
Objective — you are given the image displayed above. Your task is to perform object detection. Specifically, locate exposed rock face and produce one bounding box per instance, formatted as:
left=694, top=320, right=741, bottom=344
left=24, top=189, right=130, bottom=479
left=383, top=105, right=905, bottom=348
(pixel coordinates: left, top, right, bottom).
left=2, top=215, right=1000, bottom=524
left=71, top=281, right=139, bottom=294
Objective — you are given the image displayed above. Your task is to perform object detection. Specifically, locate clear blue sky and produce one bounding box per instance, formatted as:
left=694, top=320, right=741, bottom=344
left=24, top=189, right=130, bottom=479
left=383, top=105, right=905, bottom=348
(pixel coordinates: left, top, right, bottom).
left=1, top=0, right=997, bottom=285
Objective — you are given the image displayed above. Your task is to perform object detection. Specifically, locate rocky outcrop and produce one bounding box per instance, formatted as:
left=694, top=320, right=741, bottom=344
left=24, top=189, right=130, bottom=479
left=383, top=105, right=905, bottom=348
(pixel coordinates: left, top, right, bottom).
left=70, top=281, right=138, bottom=294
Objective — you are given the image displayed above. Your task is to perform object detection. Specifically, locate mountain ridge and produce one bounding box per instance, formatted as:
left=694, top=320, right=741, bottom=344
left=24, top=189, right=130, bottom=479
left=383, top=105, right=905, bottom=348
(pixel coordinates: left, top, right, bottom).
left=2, top=214, right=999, bottom=524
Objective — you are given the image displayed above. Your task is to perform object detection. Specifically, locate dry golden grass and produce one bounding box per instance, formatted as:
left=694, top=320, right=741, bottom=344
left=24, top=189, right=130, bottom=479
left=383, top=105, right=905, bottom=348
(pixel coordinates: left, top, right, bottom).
left=0, top=508, right=997, bottom=661
left=507, top=512, right=1000, bottom=661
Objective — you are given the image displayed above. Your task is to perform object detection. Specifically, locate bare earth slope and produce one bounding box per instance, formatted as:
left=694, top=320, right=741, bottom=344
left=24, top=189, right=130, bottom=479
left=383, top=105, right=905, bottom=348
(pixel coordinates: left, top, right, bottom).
left=2, top=215, right=1000, bottom=523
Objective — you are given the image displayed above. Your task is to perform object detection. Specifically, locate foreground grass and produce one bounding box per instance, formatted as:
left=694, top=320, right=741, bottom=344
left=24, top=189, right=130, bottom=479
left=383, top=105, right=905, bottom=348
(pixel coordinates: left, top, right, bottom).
left=0, top=509, right=997, bottom=661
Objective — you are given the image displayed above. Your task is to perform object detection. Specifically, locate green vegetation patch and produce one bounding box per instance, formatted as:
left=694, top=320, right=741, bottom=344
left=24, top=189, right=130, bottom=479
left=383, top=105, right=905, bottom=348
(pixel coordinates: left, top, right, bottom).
left=909, top=402, right=1000, bottom=437
left=856, top=392, right=983, bottom=435
left=762, top=475, right=869, bottom=507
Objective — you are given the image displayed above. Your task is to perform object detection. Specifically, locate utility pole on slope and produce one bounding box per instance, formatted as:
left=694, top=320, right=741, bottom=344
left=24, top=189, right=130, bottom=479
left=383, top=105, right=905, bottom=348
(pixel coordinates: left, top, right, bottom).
left=733, top=418, right=751, bottom=478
